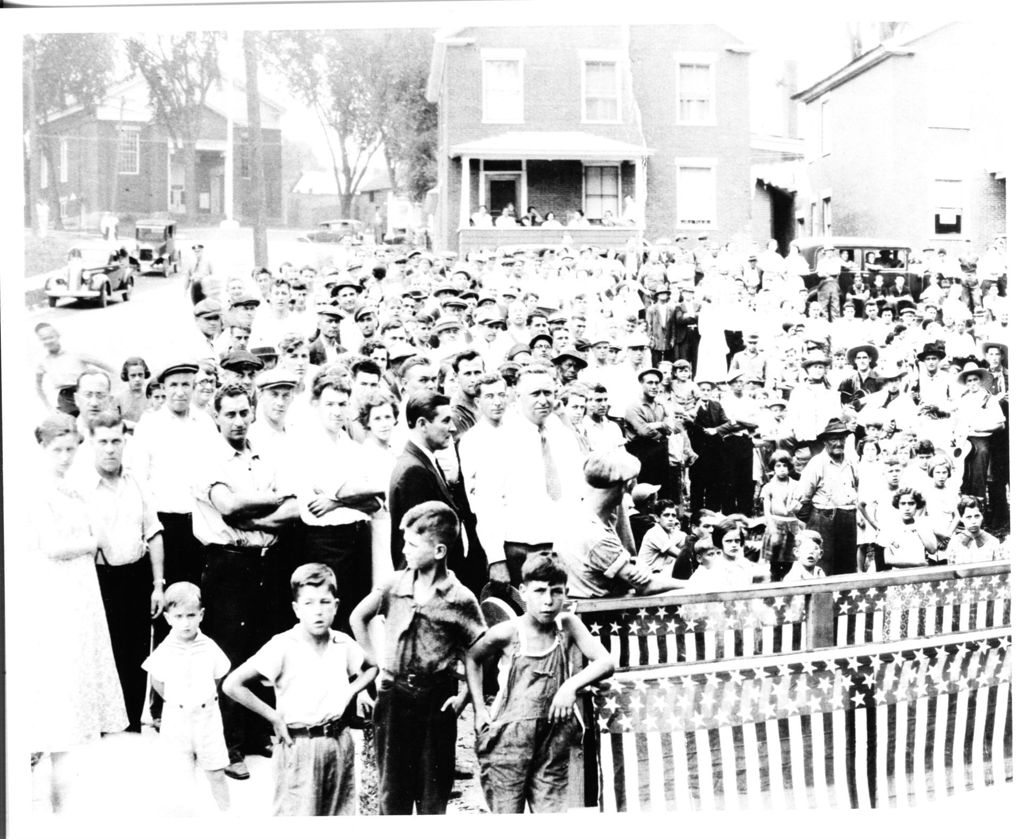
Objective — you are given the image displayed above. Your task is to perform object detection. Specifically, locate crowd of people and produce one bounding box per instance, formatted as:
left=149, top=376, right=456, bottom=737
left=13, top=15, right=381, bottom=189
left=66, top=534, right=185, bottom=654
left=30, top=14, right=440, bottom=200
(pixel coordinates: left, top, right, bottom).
left=28, top=230, right=1010, bottom=815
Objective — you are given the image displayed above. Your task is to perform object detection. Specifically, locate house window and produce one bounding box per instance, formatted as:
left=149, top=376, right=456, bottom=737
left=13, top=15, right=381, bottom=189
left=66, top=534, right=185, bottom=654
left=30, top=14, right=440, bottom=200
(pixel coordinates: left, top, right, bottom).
left=675, top=159, right=716, bottom=228
left=676, top=54, right=715, bottom=125
left=822, top=196, right=832, bottom=236
left=582, top=60, right=620, bottom=122
left=59, top=138, right=68, bottom=184
left=933, top=179, right=963, bottom=235
left=583, top=165, right=619, bottom=220
left=820, top=98, right=831, bottom=155
left=40, top=153, right=48, bottom=189
left=117, top=128, right=140, bottom=175
left=810, top=202, right=817, bottom=236
left=59, top=196, right=69, bottom=219
left=482, top=50, right=524, bottom=123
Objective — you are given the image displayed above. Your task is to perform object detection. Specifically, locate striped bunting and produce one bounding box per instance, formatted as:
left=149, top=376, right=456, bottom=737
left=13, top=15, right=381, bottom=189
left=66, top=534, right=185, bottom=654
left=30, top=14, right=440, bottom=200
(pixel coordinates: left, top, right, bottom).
left=833, top=572, right=1011, bottom=646
left=592, top=631, right=1013, bottom=810
left=579, top=597, right=808, bottom=668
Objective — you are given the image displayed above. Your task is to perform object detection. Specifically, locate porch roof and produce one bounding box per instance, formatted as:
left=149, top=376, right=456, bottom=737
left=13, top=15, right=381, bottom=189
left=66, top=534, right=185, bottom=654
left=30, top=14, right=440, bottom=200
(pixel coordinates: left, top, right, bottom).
left=449, top=131, right=653, bottom=161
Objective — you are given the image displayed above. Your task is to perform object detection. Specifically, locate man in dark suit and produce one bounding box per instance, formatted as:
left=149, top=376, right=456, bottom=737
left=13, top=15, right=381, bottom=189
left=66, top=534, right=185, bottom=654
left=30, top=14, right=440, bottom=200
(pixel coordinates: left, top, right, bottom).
left=307, top=304, right=345, bottom=366
left=644, top=282, right=677, bottom=366
left=685, top=379, right=737, bottom=513
left=388, top=390, right=487, bottom=593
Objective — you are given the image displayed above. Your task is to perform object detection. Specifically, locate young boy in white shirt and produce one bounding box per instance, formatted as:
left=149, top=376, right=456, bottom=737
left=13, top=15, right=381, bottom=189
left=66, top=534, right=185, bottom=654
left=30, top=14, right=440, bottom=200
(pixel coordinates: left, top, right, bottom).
left=142, top=582, right=231, bottom=811
left=224, top=563, right=377, bottom=816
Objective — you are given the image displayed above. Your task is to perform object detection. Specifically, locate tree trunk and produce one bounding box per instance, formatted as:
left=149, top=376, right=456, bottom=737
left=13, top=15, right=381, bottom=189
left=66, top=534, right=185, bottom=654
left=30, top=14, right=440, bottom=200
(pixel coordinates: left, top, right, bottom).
left=26, top=40, right=39, bottom=232
left=183, top=141, right=199, bottom=221
left=42, top=141, right=64, bottom=231
left=341, top=191, right=354, bottom=218
left=244, top=31, right=268, bottom=267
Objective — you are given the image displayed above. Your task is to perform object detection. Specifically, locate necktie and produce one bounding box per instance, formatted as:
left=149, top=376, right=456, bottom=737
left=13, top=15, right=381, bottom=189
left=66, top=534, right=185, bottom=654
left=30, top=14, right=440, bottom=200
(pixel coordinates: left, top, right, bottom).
left=539, top=425, right=562, bottom=501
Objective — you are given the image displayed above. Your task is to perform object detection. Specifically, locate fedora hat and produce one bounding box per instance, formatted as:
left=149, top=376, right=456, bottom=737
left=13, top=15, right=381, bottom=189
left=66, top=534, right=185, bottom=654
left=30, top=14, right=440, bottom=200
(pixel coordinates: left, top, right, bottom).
left=816, top=417, right=851, bottom=440
left=874, top=360, right=907, bottom=382
left=957, top=361, right=995, bottom=389
left=846, top=344, right=879, bottom=366
left=917, top=341, right=947, bottom=361
left=801, top=349, right=832, bottom=369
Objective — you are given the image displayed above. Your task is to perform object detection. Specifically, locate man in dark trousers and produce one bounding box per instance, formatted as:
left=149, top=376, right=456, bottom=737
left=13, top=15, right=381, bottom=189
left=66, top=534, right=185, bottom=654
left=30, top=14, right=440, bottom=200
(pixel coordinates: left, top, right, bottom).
left=686, top=378, right=735, bottom=513
left=388, top=390, right=486, bottom=593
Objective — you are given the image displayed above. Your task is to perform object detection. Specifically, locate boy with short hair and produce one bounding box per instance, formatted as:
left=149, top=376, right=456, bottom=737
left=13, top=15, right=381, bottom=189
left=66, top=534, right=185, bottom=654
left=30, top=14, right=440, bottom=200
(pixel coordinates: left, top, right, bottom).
left=670, top=509, right=721, bottom=579
left=638, top=500, right=688, bottom=574
left=785, top=530, right=827, bottom=581
left=466, top=554, right=614, bottom=813
left=223, top=564, right=377, bottom=816
left=142, top=582, right=231, bottom=811
left=350, top=501, right=487, bottom=815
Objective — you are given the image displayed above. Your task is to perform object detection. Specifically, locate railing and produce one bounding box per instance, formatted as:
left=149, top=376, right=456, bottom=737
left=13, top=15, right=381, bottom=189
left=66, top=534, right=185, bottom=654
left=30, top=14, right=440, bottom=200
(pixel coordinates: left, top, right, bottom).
left=588, top=628, right=1012, bottom=810
left=572, top=562, right=1011, bottom=668
left=565, top=562, right=1013, bottom=810
left=457, top=226, right=642, bottom=256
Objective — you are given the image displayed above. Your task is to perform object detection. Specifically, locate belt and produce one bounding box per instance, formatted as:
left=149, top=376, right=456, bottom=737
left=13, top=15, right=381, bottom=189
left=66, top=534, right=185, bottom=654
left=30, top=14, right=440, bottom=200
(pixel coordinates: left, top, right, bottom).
left=208, top=544, right=272, bottom=558
left=174, top=696, right=218, bottom=711
left=287, top=718, right=347, bottom=739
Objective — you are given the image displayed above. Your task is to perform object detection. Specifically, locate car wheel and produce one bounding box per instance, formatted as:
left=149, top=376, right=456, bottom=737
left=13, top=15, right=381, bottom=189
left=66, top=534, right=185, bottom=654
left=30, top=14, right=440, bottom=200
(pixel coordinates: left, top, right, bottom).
left=48, top=296, right=58, bottom=308
left=123, top=278, right=133, bottom=302
left=98, top=284, right=110, bottom=308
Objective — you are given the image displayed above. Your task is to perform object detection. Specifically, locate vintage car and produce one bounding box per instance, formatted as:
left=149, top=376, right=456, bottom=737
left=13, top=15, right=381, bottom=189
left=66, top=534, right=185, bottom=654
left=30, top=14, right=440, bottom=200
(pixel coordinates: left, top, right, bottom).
left=133, top=219, right=180, bottom=276
left=45, top=245, right=137, bottom=308
left=302, top=218, right=366, bottom=243
left=789, top=236, right=915, bottom=296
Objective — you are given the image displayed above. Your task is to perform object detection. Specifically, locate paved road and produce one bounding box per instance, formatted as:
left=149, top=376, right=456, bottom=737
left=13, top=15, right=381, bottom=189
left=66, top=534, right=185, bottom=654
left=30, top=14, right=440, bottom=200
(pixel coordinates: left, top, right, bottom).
left=22, top=227, right=361, bottom=381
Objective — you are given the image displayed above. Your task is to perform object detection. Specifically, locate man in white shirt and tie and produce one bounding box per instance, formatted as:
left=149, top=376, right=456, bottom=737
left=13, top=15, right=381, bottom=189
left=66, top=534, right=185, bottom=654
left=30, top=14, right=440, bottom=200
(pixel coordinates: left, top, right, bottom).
left=478, top=365, right=585, bottom=587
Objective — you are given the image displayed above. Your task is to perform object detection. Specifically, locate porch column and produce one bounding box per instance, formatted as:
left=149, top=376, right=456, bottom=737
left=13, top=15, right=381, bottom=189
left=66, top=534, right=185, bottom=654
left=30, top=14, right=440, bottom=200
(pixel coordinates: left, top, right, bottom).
left=521, top=158, right=528, bottom=216
left=220, top=71, right=239, bottom=229
left=460, top=155, right=470, bottom=228
left=635, top=156, right=647, bottom=231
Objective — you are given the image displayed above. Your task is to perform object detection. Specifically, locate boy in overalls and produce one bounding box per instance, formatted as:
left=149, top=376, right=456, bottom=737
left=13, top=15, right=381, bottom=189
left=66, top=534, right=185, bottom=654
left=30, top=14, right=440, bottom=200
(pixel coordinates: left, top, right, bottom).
left=466, top=554, right=614, bottom=813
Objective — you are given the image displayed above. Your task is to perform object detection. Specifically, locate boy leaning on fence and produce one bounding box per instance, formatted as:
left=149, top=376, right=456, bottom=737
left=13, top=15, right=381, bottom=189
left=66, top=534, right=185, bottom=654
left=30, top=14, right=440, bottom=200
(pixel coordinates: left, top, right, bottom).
left=223, top=563, right=377, bottom=816
left=350, top=500, right=487, bottom=815
left=466, top=553, right=615, bottom=813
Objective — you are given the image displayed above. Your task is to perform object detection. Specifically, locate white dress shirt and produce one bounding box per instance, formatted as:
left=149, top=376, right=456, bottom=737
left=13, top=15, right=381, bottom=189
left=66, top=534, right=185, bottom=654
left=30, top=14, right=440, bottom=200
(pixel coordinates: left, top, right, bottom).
left=127, top=407, right=219, bottom=513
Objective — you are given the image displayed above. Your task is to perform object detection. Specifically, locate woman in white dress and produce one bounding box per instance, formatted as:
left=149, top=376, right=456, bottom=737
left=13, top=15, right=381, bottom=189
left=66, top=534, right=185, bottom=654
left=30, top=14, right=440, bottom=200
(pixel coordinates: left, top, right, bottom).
left=29, top=413, right=127, bottom=812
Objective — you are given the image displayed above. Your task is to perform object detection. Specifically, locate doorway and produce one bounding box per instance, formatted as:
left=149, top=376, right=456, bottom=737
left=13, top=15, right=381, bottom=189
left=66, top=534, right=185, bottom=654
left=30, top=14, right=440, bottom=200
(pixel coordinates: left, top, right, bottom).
left=485, top=174, right=521, bottom=217
left=769, top=187, right=796, bottom=251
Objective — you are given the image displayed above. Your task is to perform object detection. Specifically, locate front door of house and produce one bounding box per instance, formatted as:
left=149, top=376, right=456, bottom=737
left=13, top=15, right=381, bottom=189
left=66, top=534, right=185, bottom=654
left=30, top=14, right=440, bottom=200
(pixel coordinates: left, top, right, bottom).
left=488, top=176, right=520, bottom=217
left=169, top=162, right=185, bottom=213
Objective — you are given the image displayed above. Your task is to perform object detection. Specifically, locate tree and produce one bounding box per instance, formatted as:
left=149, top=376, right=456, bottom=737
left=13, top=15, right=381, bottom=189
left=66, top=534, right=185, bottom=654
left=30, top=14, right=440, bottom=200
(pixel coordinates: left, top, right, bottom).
left=125, top=33, right=223, bottom=221
left=24, top=33, right=115, bottom=230
left=263, top=29, right=436, bottom=215
left=244, top=31, right=268, bottom=267
left=369, top=30, right=437, bottom=201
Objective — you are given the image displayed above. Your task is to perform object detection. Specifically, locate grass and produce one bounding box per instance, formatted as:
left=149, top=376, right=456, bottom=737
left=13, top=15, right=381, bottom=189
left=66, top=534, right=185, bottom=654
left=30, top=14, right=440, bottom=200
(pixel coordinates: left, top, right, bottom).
left=24, top=227, right=111, bottom=279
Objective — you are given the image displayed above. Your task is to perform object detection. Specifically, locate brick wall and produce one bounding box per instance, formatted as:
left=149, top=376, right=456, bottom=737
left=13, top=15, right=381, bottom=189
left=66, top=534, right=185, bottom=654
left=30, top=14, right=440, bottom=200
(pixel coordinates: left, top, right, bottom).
left=435, top=23, right=756, bottom=248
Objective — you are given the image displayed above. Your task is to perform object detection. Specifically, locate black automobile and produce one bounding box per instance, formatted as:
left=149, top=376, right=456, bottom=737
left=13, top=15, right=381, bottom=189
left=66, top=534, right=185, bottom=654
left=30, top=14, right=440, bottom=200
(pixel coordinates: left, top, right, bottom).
left=45, top=244, right=138, bottom=308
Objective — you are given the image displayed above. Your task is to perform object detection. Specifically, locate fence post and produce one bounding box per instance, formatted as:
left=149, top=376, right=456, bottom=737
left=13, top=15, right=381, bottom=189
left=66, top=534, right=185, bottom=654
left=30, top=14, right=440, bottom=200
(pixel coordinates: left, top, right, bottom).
left=807, top=591, right=836, bottom=649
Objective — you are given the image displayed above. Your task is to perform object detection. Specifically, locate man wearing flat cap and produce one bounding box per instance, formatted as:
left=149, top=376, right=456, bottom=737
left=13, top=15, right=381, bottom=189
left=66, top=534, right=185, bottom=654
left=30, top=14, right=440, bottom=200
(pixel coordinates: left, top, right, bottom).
left=624, top=368, right=673, bottom=488
left=786, top=349, right=846, bottom=450
left=191, top=298, right=224, bottom=362
left=308, top=303, right=345, bottom=366
left=219, top=349, right=264, bottom=390
left=795, top=418, right=863, bottom=576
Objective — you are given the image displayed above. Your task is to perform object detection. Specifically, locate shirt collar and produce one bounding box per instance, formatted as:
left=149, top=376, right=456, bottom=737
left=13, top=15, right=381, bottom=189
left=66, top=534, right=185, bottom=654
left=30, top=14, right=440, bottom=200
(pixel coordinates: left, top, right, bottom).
left=395, top=567, right=455, bottom=598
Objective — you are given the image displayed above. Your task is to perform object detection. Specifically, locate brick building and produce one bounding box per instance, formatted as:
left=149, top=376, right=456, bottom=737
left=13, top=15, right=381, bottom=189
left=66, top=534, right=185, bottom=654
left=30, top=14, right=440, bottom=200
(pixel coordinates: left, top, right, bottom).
left=793, top=23, right=1007, bottom=250
left=36, top=76, right=284, bottom=230
left=426, top=24, right=800, bottom=253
